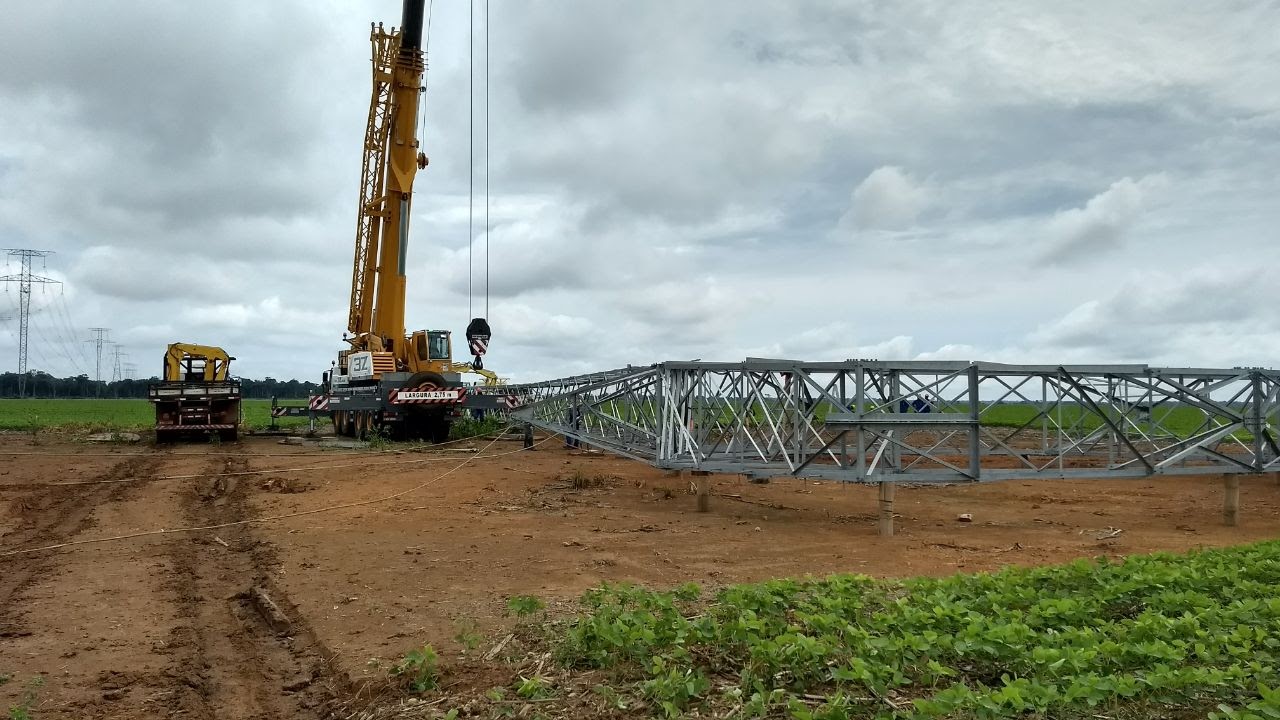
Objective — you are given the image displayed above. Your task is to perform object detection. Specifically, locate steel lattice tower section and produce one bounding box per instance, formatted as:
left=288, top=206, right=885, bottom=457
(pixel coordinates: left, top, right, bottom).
left=510, top=360, right=1280, bottom=483
left=86, top=327, right=110, bottom=395
left=0, top=249, right=60, bottom=398
left=110, top=344, right=125, bottom=383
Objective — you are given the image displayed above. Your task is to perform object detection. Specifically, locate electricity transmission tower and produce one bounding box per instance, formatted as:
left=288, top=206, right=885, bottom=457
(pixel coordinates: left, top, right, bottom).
left=86, top=327, right=110, bottom=395
left=1, top=249, right=60, bottom=398
left=109, top=344, right=130, bottom=396
left=111, top=343, right=125, bottom=383
left=123, top=362, right=138, bottom=381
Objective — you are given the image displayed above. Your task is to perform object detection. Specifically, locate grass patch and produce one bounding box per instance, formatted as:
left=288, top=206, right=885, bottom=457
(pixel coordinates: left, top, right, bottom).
left=0, top=398, right=309, bottom=432
left=549, top=542, right=1280, bottom=718
left=449, top=414, right=508, bottom=441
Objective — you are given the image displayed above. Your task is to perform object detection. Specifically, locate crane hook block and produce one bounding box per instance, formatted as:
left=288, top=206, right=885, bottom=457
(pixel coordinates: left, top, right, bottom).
left=417, top=152, right=428, bottom=169
left=466, top=317, right=491, bottom=369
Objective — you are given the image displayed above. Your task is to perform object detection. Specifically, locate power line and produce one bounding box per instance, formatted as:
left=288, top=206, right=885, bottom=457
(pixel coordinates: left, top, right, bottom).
left=31, top=291, right=85, bottom=376
left=53, top=293, right=93, bottom=369
left=0, top=248, right=61, bottom=398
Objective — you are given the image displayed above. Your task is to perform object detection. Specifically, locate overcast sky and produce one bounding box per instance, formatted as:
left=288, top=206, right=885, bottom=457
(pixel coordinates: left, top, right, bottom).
left=1, top=1, right=1277, bottom=383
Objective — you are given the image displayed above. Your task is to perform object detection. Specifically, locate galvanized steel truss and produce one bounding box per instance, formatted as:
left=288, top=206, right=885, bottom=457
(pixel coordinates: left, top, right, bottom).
left=510, top=360, right=1280, bottom=483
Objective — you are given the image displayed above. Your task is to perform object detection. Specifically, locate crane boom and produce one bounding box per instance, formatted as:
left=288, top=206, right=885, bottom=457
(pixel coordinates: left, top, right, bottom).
left=371, top=0, right=427, bottom=349
left=348, top=28, right=396, bottom=338
left=349, top=0, right=427, bottom=354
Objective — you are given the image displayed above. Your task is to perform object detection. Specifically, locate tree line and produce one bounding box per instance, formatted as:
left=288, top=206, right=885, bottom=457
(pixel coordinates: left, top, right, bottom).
left=0, top=371, right=321, bottom=399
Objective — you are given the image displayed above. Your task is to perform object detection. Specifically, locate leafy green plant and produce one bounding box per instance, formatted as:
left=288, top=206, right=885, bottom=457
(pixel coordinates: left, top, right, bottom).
left=515, top=675, right=554, bottom=700
left=552, top=541, right=1280, bottom=719
left=640, top=656, right=710, bottom=717
left=391, top=645, right=440, bottom=694
left=506, top=595, right=545, bottom=617
left=453, top=618, right=483, bottom=651
left=7, top=675, right=43, bottom=720
left=1210, top=684, right=1280, bottom=720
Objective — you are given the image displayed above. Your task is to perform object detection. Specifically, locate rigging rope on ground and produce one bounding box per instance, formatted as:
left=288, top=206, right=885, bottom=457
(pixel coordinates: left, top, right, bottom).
left=0, top=429, right=560, bottom=558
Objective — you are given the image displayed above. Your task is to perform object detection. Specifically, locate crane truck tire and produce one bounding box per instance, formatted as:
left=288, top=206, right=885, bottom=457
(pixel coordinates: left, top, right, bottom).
left=402, top=371, right=454, bottom=443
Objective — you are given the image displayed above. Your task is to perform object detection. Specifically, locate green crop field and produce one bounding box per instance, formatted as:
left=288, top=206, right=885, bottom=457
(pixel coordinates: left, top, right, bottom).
left=607, top=399, right=1247, bottom=442
left=537, top=541, right=1280, bottom=719
left=0, top=398, right=310, bottom=431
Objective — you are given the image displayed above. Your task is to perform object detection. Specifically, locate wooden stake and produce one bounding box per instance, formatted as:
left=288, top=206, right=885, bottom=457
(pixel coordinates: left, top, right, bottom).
left=692, top=470, right=711, bottom=512
left=1223, top=474, right=1240, bottom=527
left=878, top=481, right=895, bottom=537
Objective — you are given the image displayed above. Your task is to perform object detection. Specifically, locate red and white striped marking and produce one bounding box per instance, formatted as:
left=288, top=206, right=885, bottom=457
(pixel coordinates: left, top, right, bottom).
left=469, top=337, right=489, bottom=356
left=503, top=394, right=520, bottom=408
left=308, top=395, right=330, bottom=411
left=271, top=407, right=287, bottom=417
left=389, top=385, right=466, bottom=405
left=157, top=424, right=237, bottom=431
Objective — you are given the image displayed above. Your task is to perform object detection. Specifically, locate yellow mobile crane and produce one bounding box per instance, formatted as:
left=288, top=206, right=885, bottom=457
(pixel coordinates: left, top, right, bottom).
left=323, top=0, right=500, bottom=442
left=148, top=343, right=241, bottom=441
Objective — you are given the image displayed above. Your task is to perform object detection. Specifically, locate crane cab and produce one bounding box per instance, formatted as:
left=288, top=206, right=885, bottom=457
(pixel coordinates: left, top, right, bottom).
left=410, top=329, right=452, bottom=371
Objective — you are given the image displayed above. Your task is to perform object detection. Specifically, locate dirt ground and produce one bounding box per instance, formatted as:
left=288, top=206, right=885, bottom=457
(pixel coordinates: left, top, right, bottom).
left=1, top=432, right=1278, bottom=718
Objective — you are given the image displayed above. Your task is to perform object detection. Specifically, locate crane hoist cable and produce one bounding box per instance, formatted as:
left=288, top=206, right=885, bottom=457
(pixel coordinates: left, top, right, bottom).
left=463, top=0, right=491, bottom=369
left=417, top=0, right=434, bottom=145
left=485, top=0, right=490, bottom=320
left=468, top=0, right=475, bottom=322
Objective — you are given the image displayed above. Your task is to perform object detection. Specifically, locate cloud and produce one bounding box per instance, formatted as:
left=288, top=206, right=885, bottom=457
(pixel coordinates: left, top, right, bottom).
left=1040, top=175, right=1167, bottom=263
left=840, top=166, right=929, bottom=231
left=1, top=1, right=1279, bottom=386
left=1027, top=267, right=1275, bottom=364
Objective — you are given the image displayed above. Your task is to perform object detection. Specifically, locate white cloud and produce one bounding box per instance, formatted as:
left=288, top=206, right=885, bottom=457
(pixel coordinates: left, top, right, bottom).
left=1041, top=174, right=1167, bottom=263
left=841, top=166, right=929, bottom=232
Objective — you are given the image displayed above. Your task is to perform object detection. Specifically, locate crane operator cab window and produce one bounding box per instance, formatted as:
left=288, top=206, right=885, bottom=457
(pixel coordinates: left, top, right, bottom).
left=415, top=331, right=452, bottom=362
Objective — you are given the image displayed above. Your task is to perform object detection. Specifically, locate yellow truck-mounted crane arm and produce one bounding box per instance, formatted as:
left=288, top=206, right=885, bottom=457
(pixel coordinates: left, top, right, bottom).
left=348, top=0, right=427, bottom=358
left=162, top=343, right=234, bottom=382
left=348, top=29, right=396, bottom=341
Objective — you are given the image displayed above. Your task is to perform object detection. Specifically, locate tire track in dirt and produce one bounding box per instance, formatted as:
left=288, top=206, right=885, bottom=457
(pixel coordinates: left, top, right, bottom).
left=159, top=449, right=345, bottom=720
left=0, top=453, right=161, bottom=637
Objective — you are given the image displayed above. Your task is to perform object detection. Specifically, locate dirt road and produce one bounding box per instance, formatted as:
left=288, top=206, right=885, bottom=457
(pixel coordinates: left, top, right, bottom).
left=2, top=433, right=1278, bottom=717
